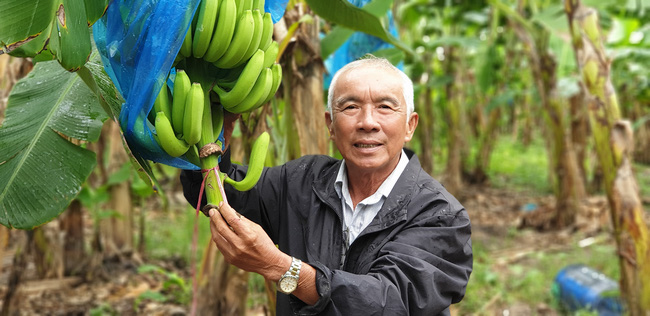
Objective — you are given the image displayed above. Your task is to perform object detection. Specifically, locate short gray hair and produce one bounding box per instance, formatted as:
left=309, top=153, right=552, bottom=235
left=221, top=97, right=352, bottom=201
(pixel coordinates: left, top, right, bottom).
left=326, top=56, right=414, bottom=117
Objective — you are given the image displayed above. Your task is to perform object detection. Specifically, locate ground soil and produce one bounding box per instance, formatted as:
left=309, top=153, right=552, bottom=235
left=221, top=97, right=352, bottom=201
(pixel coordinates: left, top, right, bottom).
left=0, top=185, right=648, bottom=316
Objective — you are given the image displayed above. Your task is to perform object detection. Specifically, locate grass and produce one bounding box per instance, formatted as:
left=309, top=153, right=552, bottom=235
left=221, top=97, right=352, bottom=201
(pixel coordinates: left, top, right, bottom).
left=144, top=204, right=212, bottom=267
left=486, top=136, right=552, bottom=194
left=458, top=232, right=620, bottom=314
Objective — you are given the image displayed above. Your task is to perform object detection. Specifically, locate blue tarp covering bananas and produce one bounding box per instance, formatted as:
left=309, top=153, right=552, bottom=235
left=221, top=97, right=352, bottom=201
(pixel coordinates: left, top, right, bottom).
left=150, top=0, right=278, bottom=194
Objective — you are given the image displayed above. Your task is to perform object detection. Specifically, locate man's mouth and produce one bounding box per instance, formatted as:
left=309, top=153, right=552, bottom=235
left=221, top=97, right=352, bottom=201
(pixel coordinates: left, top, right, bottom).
left=355, top=143, right=380, bottom=148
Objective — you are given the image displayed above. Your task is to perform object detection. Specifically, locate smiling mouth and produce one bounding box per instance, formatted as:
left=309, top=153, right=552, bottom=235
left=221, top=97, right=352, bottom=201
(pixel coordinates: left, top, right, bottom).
left=355, top=144, right=380, bottom=148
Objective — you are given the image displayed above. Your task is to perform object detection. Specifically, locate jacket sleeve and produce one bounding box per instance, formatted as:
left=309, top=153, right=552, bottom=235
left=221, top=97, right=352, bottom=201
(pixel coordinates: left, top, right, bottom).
left=299, top=193, right=473, bottom=316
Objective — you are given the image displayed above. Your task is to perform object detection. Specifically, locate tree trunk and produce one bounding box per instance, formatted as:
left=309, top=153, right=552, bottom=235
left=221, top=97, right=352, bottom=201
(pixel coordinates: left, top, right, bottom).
left=632, top=101, right=650, bottom=164
left=569, top=88, right=589, bottom=186
left=509, top=9, right=584, bottom=228
left=61, top=200, right=85, bottom=276
left=283, top=4, right=327, bottom=157
left=565, top=1, right=650, bottom=313
left=443, top=46, right=463, bottom=196
left=195, top=242, right=249, bottom=316
left=472, top=108, right=501, bottom=184
left=100, top=119, right=134, bottom=256
left=416, top=54, right=435, bottom=176
left=1, top=231, right=31, bottom=316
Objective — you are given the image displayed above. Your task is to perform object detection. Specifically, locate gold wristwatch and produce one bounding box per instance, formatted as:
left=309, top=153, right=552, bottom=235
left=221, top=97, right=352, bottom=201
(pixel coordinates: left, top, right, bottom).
left=278, top=257, right=302, bottom=294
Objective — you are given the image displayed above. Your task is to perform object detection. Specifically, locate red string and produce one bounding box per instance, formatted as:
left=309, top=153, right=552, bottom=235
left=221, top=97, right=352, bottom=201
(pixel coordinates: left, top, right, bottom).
left=190, top=165, right=221, bottom=316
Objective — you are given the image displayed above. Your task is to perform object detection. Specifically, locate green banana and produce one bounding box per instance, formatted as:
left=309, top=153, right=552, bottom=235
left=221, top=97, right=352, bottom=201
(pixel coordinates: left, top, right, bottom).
left=227, top=67, right=273, bottom=113
left=213, top=10, right=255, bottom=69
left=262, top=40, right=278, bottom=69
left=260, top=63, right=282, bottom=105
left=204, top=0, right=237, bottom=63
left=199, top=87, right=214, bottom=146
left=172, top=70, right=192, bottom=135
left=236, top=9, right=264, bottom=67
left=180, top=28, right=193, bottom=58
left=224, top=131, right=270, bottom=191
left=258, top=12, right=274, bottom=52
left=192, top=0, right=219, bottom=58
left=183, top=82, right=205, bottom=146
left=213, top=48, right=265, bottom=108
left=240, top=0, right=254, bottom=12
left=155, top=112, right=190, bottom=157
left=153, top=81, right=172, bottom=121
left=252, top=0, right=265, bottom=11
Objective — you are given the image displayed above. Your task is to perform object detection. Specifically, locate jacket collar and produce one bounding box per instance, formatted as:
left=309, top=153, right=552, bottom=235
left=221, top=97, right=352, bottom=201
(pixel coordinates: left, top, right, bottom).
left=312, top=149, right=421, bottom=232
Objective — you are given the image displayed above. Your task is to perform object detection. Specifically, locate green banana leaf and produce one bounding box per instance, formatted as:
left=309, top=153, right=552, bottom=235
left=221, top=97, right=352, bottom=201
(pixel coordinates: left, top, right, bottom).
left=48, top=0, right=92, bottom=71
left=1, top=0, right=108, bottom=71
left=0, top=0, right=55, bottom=53
left=319, top=0, right=395, bottom=59
left=0, top=59, right=108, bottom=229
left=304, top=0, right=414, bottom=57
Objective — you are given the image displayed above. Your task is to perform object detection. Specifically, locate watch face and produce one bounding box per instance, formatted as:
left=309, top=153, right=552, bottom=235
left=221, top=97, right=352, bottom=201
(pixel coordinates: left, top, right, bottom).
left=280, top=277, right=298, bottom=293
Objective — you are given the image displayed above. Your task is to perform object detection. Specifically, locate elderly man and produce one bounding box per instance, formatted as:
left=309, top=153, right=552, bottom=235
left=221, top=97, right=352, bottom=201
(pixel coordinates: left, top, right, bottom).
left=181, top=57, right=473, bottom=315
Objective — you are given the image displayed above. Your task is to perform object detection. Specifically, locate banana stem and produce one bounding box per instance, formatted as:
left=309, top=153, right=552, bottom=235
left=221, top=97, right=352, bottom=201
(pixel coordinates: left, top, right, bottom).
left=200, top=154, right=224, bottom=206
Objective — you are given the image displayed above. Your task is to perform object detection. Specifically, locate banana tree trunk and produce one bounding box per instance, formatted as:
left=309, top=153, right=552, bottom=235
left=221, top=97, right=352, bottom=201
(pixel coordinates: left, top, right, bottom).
left=632, top=101, right=650, bottom=164
left=472, top=108, right=501, bottom=184
left=416, top=53, right=435, bottom=175
left=565, top=1, right=650, bottom=312
left=508, top=7, right=584, bottom=227
left=569, top=87, right=589, bottom=186
left=443, top=46, right=463, bottom=196
left=62, top=200, right=85, bottom=276
left=100, top=119, right=134, bottom=256
left=283, top=4, right=327, bottom=157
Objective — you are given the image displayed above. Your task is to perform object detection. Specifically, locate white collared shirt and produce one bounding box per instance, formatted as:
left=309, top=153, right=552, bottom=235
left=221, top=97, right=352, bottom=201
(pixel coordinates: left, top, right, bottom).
left=334, top=150, right=409, bottom=248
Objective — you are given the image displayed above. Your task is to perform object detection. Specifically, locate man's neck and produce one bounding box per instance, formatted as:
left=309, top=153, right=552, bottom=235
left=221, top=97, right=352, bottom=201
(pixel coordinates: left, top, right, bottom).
left=345, top=161, right=398, bottom=208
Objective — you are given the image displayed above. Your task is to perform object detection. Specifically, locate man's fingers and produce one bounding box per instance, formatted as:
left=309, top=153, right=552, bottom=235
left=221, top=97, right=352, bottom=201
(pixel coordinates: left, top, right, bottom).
left=216, top=201, right=243, bottom=228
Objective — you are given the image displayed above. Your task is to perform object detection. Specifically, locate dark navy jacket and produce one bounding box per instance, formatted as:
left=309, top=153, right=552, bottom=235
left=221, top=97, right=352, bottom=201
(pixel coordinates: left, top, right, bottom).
left=181, top=149, right=472, bottom=315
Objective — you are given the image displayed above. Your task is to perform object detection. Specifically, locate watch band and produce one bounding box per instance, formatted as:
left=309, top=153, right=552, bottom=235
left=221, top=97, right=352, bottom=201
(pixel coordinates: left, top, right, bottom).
left=278, top=257, right=302, bottom=294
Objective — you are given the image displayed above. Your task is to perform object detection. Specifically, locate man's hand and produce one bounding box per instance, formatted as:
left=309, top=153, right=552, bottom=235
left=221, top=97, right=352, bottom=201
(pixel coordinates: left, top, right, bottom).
left=208, top=201, right=289, bottom=281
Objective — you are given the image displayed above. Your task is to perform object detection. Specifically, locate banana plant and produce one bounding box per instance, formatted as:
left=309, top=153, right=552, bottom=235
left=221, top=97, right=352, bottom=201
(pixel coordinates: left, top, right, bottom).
left=0, top=53, right=121, bottom=229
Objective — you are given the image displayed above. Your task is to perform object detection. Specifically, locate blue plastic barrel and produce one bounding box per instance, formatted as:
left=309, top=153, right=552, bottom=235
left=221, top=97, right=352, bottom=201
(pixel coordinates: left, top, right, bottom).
left=553, top=264, right=624, bottom=315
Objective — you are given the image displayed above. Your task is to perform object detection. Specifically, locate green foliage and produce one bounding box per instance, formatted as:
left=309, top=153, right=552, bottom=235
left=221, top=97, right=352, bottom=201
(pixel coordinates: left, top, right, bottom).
left=488, top=136, right=552, bottom=194
left=144, top=204, right=212, bottom=263
left=0, top=59, right=107, bottom=229
left=137, top=264, right=191, bottom=305
left=89, top=303, right=118, bottom=316
left=306, top=0, right=413, bottom=56
left=1, top=0, right=108, bottom=70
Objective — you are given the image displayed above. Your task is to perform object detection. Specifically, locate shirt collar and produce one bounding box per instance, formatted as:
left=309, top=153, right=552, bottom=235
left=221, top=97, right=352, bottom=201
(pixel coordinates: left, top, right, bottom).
left=334, top=150, right=410, bottom=204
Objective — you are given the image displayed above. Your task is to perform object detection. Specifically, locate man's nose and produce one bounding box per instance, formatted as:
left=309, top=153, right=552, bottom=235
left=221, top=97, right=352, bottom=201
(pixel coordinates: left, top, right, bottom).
left=357, top=106, right=380, bottom=131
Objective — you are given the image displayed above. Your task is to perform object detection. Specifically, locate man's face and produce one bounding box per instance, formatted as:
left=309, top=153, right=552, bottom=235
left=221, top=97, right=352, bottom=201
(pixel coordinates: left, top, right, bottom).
left=326, top=66, right=418, bottom=175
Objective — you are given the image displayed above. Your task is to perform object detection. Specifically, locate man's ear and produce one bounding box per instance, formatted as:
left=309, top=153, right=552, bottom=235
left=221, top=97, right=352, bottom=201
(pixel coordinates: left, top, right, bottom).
left=325, top=111, right=334, bottom=138
left=404, top=112, right=419, bottom=142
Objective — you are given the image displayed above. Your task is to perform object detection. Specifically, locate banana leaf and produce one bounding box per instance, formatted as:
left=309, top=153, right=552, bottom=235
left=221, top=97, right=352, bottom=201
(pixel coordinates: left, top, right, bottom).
left=305, top=0, right=413, bottom=56
left=0, top=0, right=55, bottom=53
left=0, top=59, right=108, bottom=229
left=320, top=0, right=395, bottom=59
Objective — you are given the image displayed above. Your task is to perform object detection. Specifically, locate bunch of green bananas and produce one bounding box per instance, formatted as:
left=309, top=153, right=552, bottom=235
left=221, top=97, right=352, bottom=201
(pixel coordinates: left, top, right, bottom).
left=147, top=0, right=280, bottom=202
left=150, top=68, right=271, bottom=194
left=175, top=0, right=282, bottom=115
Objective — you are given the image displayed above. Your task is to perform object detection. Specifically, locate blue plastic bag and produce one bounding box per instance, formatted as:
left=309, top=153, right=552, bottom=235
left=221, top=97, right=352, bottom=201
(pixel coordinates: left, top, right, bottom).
left=94, top=0, right=288, bottom=169
left=323, top=0, right=401, bottom=90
